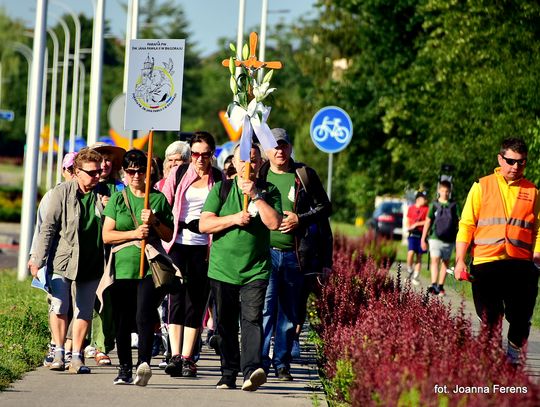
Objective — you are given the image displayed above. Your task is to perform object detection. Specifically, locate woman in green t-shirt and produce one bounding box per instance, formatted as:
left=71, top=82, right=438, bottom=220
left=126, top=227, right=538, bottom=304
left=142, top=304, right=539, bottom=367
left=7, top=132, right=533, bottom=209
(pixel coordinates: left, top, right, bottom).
left=102, top=149, right=174, bottom=386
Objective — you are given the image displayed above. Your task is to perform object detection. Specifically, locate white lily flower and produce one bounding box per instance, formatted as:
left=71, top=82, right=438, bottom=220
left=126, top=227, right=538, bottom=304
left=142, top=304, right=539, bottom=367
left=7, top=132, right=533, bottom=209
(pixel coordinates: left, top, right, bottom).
left=253, top=81, right=276, bottom=102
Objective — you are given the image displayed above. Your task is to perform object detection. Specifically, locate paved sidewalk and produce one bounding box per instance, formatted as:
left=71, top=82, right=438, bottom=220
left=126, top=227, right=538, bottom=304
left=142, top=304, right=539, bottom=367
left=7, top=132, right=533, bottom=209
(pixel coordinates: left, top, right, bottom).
left=0, top=331, right=325, bottom=407
left=391, top=261, right=540, bottom=381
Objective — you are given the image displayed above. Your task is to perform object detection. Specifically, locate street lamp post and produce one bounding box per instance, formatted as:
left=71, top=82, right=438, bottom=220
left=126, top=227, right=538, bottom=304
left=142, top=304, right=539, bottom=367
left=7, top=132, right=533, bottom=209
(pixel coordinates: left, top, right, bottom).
left=87, top=0, right=106, bottom=147
left=124, top=0, right=138, bottom=149
left=50, top=14, right=70, bottom=184
left=18, top=0, right=48, bottom=281
left=52, top=1, right=81, bottom=153
left=46, top=28, right=59, bottom=191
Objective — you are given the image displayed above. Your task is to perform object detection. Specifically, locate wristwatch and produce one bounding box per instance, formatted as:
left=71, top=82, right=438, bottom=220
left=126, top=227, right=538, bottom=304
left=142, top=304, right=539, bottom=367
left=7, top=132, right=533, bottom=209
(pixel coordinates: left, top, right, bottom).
left=252, top=192, right=263, bottom=203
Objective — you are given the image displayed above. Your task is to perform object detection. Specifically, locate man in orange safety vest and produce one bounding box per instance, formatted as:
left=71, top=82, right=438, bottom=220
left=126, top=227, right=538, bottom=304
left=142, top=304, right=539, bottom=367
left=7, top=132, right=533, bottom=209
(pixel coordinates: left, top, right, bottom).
left=455, top=138, right=540, bottom=366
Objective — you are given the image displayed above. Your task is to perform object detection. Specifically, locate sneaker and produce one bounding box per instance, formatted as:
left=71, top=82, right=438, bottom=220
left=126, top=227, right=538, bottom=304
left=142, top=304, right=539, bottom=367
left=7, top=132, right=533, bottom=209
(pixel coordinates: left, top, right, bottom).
left=216, top=375, right=237, bottom=390
left=49, top=354, right=65, bottom=371
left=159, top=357, right=169, bottom=369
left=134, top=362, right=152, bottom=386
left=113, top=365, right=133, bottom=385
left=507, top=343, right=522, bottom=366
left=242, top=368, right=266, bottom=391
left=164, top=354, right=183, bottom=377
left=291, top=339, right=301, bottom=358
left=277, top=367, right=293, bottom=381
left=65, top=351, right=72, bottom=367
left=43, top=343, right=55, bottom=367
left=131, top=333, right=139, bottom=349
left=84, top=345, right=96, bottom=359
left=406, top=267, right=414, bottom=279
left=181, top=357, right=197, bottom=377
left=438, top=288, right=446, bottom=297
left=69, top=357, right=91, bottom=374
left=427, top=284, right=439, bottom=295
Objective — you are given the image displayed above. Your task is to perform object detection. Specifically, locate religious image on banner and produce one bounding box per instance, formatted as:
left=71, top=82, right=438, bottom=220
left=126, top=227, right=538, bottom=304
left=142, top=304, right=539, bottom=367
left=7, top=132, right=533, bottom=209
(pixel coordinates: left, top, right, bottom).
left=134, top=55, right=175, bottom=109
left=125, top=39, right=185, bottom=131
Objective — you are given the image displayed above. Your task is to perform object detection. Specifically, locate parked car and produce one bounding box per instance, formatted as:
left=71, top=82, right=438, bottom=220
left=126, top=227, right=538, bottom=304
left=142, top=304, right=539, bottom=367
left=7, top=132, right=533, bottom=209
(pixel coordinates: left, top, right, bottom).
left=368, top=200, right=405, bottom=239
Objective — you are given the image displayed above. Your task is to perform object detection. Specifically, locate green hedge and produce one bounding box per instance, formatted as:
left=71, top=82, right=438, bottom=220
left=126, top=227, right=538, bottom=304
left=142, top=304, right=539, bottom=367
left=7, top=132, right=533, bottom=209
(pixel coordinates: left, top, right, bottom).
left=0, top=270, right=49, bottom=391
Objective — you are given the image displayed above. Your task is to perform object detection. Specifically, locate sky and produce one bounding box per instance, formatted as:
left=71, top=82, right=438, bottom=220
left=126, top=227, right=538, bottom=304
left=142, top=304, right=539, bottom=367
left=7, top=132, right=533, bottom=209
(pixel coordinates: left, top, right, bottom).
left=0, top=0, right=318, bottom=56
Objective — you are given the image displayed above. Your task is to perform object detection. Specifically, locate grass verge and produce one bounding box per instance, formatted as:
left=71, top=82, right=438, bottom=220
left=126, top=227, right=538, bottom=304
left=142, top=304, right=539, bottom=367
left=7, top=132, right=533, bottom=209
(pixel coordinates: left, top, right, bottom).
left=0, top=269, right=49, bottom=391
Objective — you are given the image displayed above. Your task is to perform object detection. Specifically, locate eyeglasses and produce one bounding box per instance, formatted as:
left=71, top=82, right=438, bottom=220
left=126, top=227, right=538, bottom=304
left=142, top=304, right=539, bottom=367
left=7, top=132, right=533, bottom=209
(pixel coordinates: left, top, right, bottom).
left=500, top=155, right=526, bottom=167
left=78, top=168, right=103, bottom=177
left=191, top=151, right=212, bottom=159
left=125, top=168, right=146, bottom=176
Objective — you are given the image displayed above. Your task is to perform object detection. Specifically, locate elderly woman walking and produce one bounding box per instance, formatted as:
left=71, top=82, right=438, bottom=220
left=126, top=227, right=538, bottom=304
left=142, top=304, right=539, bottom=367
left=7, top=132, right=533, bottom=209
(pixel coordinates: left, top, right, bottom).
left=161, top=131, right=223, bottom=378
left=29, top=147, right=106, bottom=374
left=102, top=149, right=174, bottom=386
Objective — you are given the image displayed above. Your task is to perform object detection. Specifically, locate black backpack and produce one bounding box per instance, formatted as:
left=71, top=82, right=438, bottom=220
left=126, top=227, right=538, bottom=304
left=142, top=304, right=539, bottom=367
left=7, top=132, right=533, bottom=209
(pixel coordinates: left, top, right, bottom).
left=433, top=201, right=459, bottom=242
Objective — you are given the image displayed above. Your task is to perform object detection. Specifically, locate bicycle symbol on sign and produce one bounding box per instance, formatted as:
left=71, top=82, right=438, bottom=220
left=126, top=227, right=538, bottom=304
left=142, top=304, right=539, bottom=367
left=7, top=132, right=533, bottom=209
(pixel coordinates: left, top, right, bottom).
left=312, top=116, right=350, bottom=143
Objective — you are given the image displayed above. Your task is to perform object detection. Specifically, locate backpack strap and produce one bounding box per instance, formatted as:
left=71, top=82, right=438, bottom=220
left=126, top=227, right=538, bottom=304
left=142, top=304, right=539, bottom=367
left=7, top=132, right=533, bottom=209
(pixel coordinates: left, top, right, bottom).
left=174, top=163, right=190, bottom=190
left=219, top=179, right=234, bottom=204
left=296, top=165, right=310, bottom=194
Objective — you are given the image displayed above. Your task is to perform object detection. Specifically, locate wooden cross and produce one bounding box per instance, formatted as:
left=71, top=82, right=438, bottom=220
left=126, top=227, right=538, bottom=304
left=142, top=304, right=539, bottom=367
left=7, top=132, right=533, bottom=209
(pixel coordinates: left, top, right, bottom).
left=222, top=32, right=283, bottom=70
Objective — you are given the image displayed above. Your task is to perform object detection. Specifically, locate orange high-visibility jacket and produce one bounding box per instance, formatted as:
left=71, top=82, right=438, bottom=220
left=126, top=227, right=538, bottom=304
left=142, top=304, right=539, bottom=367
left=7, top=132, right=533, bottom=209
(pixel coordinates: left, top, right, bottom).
left=473, top=174, right=536, bottom=259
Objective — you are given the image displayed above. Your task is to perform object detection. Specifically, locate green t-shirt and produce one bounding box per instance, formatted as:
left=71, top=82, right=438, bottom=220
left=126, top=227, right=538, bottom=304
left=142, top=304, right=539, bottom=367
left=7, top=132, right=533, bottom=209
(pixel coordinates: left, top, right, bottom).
left=77, top=191, right=104, bottom=281
left=267, top=170, right=295, bottom=249
left=203, top=178, right=282, bottom=285
left=103, top=188, right=174, bottom=279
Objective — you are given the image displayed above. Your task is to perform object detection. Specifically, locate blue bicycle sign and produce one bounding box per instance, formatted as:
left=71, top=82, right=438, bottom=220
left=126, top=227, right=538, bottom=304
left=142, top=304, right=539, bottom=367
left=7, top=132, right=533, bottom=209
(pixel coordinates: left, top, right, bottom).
left=310, top=106, right=353, bottom=153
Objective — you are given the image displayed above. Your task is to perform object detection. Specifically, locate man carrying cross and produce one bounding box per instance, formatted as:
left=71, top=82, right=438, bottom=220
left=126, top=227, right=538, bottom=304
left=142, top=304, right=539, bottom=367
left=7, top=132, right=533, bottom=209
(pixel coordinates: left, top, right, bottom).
left=199, top=143, right=282, bottom=391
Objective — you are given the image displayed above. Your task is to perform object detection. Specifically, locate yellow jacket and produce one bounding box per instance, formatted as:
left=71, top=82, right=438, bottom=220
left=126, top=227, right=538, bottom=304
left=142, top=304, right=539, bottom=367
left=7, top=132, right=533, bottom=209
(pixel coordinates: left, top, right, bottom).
left=456, top=168, right=540, bottom=264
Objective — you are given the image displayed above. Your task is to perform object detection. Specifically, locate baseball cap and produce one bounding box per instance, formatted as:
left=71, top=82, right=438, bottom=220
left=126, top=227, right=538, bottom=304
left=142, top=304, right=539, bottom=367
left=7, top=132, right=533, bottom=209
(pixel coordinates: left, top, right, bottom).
left=270, top=128, right=291, bottom=144
left=62, top=152, right=78, bottom=170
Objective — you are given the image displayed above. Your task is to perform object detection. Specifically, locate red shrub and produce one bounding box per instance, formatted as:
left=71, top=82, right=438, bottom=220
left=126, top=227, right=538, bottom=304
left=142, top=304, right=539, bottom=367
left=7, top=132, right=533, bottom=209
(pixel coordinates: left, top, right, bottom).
left=317, top=235, right=539, bottom=406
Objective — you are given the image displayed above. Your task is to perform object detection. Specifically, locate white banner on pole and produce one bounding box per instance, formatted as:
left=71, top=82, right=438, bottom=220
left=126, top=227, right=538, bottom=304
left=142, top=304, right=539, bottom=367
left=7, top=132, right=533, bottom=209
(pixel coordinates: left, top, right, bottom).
left=125, top=39, right=185, bottom=131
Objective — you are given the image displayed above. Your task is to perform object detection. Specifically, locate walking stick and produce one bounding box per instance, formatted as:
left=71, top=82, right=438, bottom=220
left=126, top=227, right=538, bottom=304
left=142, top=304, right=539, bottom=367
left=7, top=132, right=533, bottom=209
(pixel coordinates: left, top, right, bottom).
left=140, top=129, right=154, bottom=278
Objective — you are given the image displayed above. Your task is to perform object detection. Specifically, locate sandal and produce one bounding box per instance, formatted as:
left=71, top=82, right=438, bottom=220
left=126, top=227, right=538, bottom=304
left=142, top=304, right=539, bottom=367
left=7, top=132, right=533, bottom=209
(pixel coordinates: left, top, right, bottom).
left=95, top=352, right=111, bottom=365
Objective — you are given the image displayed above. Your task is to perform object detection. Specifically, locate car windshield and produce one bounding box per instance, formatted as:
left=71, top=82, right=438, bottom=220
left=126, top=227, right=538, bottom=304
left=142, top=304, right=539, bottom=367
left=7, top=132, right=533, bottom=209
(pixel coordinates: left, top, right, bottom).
left=377, top=202, right=402, bottom=215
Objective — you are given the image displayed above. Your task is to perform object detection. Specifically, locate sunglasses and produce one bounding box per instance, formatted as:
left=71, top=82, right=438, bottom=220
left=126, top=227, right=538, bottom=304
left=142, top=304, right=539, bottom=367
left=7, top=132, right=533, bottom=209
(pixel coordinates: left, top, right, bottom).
left=78, top=168, right=103, bottom=177
left=191, top=151, right=212, bottom=159
left=125, top=168, right=146, bottom=176
left=500, top=155, right=526, bottom=167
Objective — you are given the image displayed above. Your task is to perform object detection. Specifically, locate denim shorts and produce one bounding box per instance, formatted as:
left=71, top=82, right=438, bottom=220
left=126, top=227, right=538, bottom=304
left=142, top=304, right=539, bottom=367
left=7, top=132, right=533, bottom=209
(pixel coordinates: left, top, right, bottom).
left=428, top=238, right=455, bottom=261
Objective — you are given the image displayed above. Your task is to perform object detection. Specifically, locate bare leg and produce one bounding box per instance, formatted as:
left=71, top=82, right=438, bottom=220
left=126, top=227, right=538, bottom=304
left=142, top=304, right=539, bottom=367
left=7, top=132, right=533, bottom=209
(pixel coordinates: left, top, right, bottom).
left=72, top=318, right=90, bottom=353
left=181, top=327, right=199, bottom=357
left=168, top=323, right=184, bottom=356
left=50, top=312, right=68, bottom=350
left=438, top=259, right=450, bottom=285
left=430, top=256, right=441, bottom=285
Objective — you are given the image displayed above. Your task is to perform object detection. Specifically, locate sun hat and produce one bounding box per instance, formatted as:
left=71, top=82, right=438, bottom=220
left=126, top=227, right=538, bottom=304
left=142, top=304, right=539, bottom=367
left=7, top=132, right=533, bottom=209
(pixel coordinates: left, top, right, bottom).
left=89, top=142, right=126, bottom=170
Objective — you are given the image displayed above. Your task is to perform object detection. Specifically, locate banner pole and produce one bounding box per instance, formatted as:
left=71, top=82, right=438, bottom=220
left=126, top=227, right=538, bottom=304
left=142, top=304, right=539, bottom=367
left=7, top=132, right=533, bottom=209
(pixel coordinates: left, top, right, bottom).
left=140, top=128, right=154, bottom=278
left=243, top=164, right=250, bottom=212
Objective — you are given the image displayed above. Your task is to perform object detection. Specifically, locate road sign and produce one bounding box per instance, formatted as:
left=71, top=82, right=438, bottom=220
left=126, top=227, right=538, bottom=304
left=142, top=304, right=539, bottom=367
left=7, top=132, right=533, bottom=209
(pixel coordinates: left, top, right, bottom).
left=0, top=110, right=15, bottom=121
left=310, top=106, right=353, bottom=153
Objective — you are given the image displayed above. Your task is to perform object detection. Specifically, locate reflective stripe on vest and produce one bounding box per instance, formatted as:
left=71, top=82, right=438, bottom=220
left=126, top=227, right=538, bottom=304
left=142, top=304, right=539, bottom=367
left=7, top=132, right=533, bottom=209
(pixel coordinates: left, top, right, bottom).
left=473, top=174, right=536, bottom=259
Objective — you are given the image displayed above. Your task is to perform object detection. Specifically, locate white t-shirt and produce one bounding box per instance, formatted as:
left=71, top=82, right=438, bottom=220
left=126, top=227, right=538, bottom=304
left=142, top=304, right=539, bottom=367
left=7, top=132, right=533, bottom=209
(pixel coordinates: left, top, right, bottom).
left=175, top=185, right=210, bottom=245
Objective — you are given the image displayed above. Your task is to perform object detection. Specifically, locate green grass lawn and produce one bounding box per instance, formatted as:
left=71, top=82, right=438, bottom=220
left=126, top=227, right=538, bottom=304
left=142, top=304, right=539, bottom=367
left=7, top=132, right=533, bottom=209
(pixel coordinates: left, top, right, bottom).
left=0, top=269, right=49, bottom=391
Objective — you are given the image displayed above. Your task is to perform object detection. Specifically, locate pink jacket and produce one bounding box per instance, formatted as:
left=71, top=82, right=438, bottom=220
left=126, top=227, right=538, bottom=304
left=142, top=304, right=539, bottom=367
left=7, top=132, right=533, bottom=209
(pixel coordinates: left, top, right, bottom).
left=161, top=164, right=218, bottom=253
